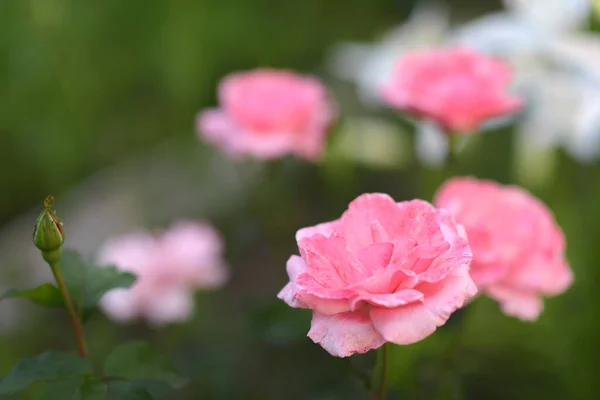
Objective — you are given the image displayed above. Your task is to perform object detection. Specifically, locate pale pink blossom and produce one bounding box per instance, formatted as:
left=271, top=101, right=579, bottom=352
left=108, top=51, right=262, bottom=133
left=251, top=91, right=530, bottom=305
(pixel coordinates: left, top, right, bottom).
left=98, top=221, right=228, bottom=326
left=435, top=177, right=573, bottom=320
left=278, top=193, right=476, bottom=357
left=197, top=69, right=336, bottom=160
left=381, top=47, right=523, bottom=133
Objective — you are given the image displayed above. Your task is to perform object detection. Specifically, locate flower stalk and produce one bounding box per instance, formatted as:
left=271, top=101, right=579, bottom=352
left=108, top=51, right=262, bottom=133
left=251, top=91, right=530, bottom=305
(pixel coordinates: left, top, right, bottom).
left=49, top=260, right=88, bottom=358
left=33, top=196, right=87, bottom=358
left=378, top=342, right=390, bottom=400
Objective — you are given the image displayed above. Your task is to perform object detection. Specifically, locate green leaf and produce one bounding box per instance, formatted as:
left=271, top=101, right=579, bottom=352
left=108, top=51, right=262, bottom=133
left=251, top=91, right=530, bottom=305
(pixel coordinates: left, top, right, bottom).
left=59, top=251, right=136, bottom=320
left=103, top=342, right=185, bottom=388
left=107, top=381, right=153, bottom=400
left=0, top=251, right=136, bottom=320
left=36, top=378, right=157, bottom=400
left=0, top=351, right=93, bottom=395
left=0, top=284, right=63, bottom=308
left=76, top=377, right=106, bottom=400
left=35, top=379, right=82, bottom=400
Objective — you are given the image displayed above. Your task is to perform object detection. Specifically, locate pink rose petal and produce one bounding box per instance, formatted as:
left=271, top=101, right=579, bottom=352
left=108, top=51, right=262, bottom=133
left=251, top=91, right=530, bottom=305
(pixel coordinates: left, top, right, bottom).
left=308, top=311, right=386, bottom=357
left=197, top=69, right=336, bottom=161
left=279, top=192, right=476, bottom=357
left=435, top=177, right=573, bottom=321
left=380, top=47, right=522, bottom=133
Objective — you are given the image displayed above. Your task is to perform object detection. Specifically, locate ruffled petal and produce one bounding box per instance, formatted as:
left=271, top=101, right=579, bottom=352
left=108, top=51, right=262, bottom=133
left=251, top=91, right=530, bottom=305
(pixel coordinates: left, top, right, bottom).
left=294, top=273, right=352, bottom=314
left=356, top=242, right=394, bottom=275
left=370, top=302, right=442, bottom=345
left=308, top=311, right=386, bottom=357
left=486, top=285, right=543, bottom=321
left=504, top=255, right=573, bottom=296
left=298, top=234, right=362, bottom=284
left=277, top=255, right=309, bottom=308
left=417, top=209, right=472, bottom=283
left=417, top=267, right=477, bottom=321
left=350, top=288, right=423, bottom=310
left=370, top=266, right=475, bottom=345
left=296, top=220, right=341, bottom=241
left=340, top=193, right=400, bottom=252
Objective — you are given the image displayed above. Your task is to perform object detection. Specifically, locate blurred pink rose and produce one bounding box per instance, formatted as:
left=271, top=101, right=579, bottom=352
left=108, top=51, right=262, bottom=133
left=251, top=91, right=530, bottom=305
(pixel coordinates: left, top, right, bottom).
left=278, top=193, right=476, bottom=357
left=435, top=177, right=573, bottom=321
left=197, top=69, right=336, bottom=160
left=381, top=47, right=522, bottom=133
left=98, top=221, right=228, bottom=326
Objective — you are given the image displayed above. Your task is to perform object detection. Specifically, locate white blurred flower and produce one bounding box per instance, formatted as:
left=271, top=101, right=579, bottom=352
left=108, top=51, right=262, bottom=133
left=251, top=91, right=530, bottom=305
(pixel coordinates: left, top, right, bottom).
left=327, top=0, right=599, bottom=170
left=452, top=0, right=600, bottom=171
left=327, top=1, right=449, bottom=106
left=504, top=0, right=590, bottom=32
left=98, top=220, right=228, bottom=326
left=327, top=1, right=452, bottom=167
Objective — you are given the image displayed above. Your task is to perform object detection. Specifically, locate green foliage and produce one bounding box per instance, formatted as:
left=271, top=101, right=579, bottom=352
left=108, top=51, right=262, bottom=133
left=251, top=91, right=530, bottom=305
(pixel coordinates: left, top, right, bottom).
left=0, top=250, right=136, bottom=322
left=58, top=251, right=136, bottom=321
left=0, top=341, right=184, bottom=398
left=73, top=378, right=154, bottom=400
left=0, top=248, right=185, bottom=399
left=35, top=377, right=156, bottom=400
left=103, top=342, right=186, bottom=389
left=106, top=381, right=154, bottom=400
left=0, top=352, right=93, bottom=395
left=0, top=284, right=63, bottom=308
left=35, top=379, right=82, bottom=400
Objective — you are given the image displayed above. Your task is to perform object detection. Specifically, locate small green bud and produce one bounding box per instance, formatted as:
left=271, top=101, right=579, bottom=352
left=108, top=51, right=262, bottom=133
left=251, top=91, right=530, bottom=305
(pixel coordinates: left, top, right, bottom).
left=33, top=196, right=64, bottom=262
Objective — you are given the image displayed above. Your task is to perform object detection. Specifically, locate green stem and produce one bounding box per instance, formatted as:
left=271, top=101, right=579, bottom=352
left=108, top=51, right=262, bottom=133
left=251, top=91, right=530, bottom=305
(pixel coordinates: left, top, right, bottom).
left=49, top=261, right=88, bottom=358
left=446, top=134, right=462, bottom=172
left=378, top=342, right=390, bottom=400
left=435, top=304, right=475, bottom=399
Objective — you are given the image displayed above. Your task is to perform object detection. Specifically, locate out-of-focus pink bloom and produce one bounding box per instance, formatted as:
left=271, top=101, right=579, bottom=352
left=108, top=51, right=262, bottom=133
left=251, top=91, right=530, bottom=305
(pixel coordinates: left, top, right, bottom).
left=381, top=47, right=523, bottom=133
left=278, top=193, right=476, bottom=357
left=197, top=69, right=336, bottom=161
left=98, top=221, right=228, bottom=326
left=435, top=177, right=573, bottom=320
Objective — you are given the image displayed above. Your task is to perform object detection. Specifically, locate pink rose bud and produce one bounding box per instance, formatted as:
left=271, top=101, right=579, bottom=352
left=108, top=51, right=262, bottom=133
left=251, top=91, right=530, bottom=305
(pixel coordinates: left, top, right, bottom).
left=380, top=47, right=523, bottom=133
left=197, top=68, right=336, bottom=161
left=278, top=193, right=477, bottom=357
left=97, top=221, right=228, bottom=326
left=435, top=177, right=573, bottom=321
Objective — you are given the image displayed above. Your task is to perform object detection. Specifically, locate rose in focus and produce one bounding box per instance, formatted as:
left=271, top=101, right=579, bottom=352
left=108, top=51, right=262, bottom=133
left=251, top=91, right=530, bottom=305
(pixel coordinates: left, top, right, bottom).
left=381, top=47, right=522, bottom=133
left=97, top=221, right=228, bottom=326
left=435, top=177, right=573, bottom=320
left=197, top=68, right=336, bottom=160
left=278, top=193, right=476, bottom=357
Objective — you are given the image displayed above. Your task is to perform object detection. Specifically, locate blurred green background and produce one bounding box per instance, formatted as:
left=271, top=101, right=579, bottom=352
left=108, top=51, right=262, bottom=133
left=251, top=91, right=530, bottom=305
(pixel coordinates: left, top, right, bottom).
left=1, top=0, right=598, bottom=399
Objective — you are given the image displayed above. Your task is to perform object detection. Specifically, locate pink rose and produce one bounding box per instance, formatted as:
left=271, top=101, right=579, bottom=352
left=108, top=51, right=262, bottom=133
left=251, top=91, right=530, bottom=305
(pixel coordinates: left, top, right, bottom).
left=97, top=221, right=228, bottom=326
left=278, top=193, right=476, bottom=357
left=435, top=177, right=573, bottom=321
left=197, top=69, right=336, bottom=160
left=380, top=47, right=523, bottom=133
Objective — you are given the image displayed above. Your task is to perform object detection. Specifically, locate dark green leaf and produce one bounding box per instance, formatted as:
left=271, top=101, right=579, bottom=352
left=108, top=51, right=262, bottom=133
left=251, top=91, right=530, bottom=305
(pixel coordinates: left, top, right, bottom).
left=36, top=378, right=156, bottom=400
left=0, top=284, right=63, bottom=308
left=0, top=351, right=93, bottom=395
left=107, top=381, right=153, bottom=400
left=129, top=380, right=174, bottom=400
left=35, top=379, right=82, bottom=400
left=58, top=251, right=136, bottom=320
left=103, top=342, right=185, bottom=388
left=76, top=377, right=106, bottom=400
